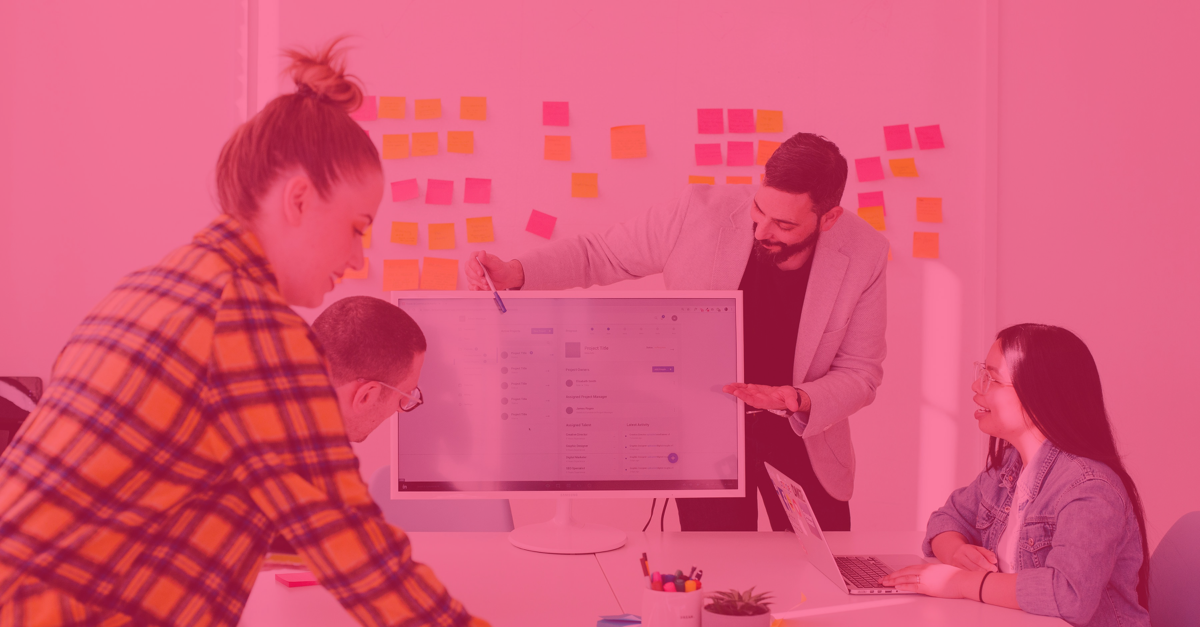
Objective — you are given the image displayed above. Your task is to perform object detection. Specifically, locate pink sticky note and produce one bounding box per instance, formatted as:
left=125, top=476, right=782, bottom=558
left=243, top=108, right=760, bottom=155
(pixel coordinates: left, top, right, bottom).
left=915, top=125, right=945, bottom=149
left=276, top=572, right=319, bottom=588
left=727, top=141, right=754, bottom=166
left=526, top=209, right=557, bottom=239
left=426, top=179, right=453, bottom=205
left=855, top=157, right=885, bottom=182
left=350, top=96, right=377, bottom=122
left=695, top=143, right=722, bottom=166
left=391, top=179, right=419, bottom=202
left=728, top=109, right=755, bottom=133
left=543, top=101, right=569, bottom=126
left=464, top=178, right=492, bottom=204
left=858, top=190, right=886, bottom=215
left=697, top=108, right=723, bottom=134
left=883, top=124, right=912, bottom=150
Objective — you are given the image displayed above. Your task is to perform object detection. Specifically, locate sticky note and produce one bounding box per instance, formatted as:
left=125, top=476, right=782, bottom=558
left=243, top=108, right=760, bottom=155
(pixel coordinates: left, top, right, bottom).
left=428, top=223, right=456, bottom=250
left=466, top=216, right=495, bottom=243
left=695, top=144, right=722, bottom=166
left=858, top=191, right=886, bottom=213
left=857, top=207, right=886, bottom=231
left=447, top=131, right=474, bottom=154
left=571, top=173, right=598, bottom=198
left=464, top=178, right=491, bottom=204
left=350, top=95, right=377, bottom=121
left=913, top=232, right=939, bottom=258
left=412, top=132, right=438, bottom=156
left=756, top=140, right=781, bottom=166
left=889, top=158, right=919, bottom=177
left=390, top=222, right=418, bottom=245
left=415, top=98, right=441, bottom=120
left=688, top=175, right=715, bottom=185
left=543, top=101, right=569, bottom=126
left=361, top=226, right=372, bottom=249
left=915, top=124, right=945, bottom=149
left=698, top=109, right=723, bottom=134
left=460, top=96, right=486, bottom=120
left=855, top=157, right=885, bottom=182
left=883, top=124, right=912, bottom=150
left=726, top=176, right=752, bottom=185
left=426, top=179, right=453, bottom=204
left=727, top=141, right=754, bottom=166
left=378, top=97, right=405, bottom=119
left=382, top=134, right=410, bottom=159
left=610, top=125, right=647, bottom=159
left=420, top=257, right=458, bottom=290
left=382, top=259, right=420, bottom=291
left=526, top=209, right=557, bottom=239
left=755, top=110, right=783, bottom=133
left=276, top=572, right=319, bottom=588
left=343, top=258, right=369, bottom=280
left=728, top=109, right=755, bottom=133
left=544, top=135, right=571, bottom=161
left=391, top=179, right=420, bottom=202
left=916, top=197, right=943, bottom=223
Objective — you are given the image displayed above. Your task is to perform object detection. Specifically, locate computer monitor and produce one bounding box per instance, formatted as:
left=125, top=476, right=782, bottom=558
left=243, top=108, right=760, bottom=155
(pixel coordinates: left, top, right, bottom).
left=389, top=290, right=744, bottom=553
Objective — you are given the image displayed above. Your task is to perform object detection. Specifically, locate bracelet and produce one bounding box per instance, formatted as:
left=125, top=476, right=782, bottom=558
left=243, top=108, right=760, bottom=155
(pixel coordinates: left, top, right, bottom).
left=978, top=571, right=992, bottom=603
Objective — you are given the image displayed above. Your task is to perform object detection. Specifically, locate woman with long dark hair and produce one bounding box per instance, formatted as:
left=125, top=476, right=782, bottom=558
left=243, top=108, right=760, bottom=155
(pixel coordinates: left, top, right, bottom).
left=881, top=324, right=1149, bottom=627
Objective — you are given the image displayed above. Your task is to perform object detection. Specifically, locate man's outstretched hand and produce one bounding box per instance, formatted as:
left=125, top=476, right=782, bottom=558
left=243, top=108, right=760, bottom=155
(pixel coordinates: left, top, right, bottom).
left=723, top=383, right=803, bottom=413
left=465, top=251, right=524, bottom=291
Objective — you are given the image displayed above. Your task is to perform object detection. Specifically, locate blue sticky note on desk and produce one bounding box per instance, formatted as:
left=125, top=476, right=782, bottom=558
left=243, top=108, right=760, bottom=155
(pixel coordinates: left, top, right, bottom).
left=598, top=614, right=641, bottom=626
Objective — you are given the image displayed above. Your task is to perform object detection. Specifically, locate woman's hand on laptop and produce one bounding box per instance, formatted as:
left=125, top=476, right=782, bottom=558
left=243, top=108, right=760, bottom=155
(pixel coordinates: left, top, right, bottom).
left=879, top=563, right=976, bottom=599
left=723, top=383, right=801, bottom=412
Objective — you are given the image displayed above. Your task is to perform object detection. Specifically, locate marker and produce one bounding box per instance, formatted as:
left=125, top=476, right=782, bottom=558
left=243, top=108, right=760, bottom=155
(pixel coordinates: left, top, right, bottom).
left=480, top=262, right=507, bottom=313
left=695, top=569, right=704, bottom=581
left=663, top=582, right=676, bottom=593
left=688, top=566, right=697, bottom=579
left=684, top=580, right=697, bottom=592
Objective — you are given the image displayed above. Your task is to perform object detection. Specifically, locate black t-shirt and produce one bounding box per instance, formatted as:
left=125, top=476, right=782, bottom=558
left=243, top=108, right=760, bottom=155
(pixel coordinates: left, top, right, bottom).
left=738, top=251, right=813, bottom=386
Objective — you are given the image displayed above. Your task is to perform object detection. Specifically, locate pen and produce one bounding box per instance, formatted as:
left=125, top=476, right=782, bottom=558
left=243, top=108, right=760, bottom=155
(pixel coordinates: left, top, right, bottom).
left=480, top=263, right=507, bottom=313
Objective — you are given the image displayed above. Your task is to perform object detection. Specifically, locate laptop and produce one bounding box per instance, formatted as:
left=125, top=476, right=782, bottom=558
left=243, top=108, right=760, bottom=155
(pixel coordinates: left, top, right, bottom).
left=764, top=462, right=926, bottom=595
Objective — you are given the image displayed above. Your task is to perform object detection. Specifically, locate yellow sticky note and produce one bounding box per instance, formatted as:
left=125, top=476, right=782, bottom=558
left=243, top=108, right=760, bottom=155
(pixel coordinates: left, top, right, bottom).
left=610, top=125, right=647, bottom=159
left=688, top=175, right=715, bottom=185
left=361, top=225, right=372, bottom=249
left=415, top=98, right=441, bottom=120
left=889, top=158, right=919, bottom=177
left=378, top=97, right=406, bottom=119
left=858, top=207, right=886, bottom=231
left=756, top=140, right=781, bottom=166
left=913, top=232, right=939, bottom=258
left=571, top=173, right=599, bottom=198
left=382, top=134, right=409, bottom=159
left=460, top=96, right=486, bottom=120
left=390, top=221, right=418, bottom=245
left=544, top=135, right=571, bottom=161
left=756, top=110, right=783, bottom=133
left=343, top=257, right=369, bottom=280
left=466, top=217, right=495, bottom=243
left=428, top=223, right=456, bottom=250
left=382, top=259, right=420, bottom=291
left=421, top=257, right=458, bottom=290
left=916, top=197, right=943, bottom=223
left=412, top=132, right=438, bottom=156
left=726, top=176, right=752, bottom=185
left=447, top=131, right=474, bottom=154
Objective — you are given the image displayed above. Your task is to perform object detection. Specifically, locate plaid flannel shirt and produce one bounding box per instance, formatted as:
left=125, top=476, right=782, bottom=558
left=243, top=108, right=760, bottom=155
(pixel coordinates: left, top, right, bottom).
left=0, top=215, right=486, bottom=627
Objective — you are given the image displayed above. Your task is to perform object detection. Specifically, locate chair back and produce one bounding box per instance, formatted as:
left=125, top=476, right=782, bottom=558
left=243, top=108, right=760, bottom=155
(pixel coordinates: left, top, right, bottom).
left=1150, top=510, right=1200, bottom=627
left=368, top=466, right=514, bottom=532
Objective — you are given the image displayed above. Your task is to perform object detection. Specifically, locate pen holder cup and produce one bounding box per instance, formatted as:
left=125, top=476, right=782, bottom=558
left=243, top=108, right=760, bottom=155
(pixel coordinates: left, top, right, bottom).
left=640, top=588, right=703, bottom=627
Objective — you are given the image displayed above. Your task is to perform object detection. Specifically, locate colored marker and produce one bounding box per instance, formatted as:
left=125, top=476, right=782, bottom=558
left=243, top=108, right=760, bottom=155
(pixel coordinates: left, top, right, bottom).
left=684, top=580, right=697, bottom=592
left=663, top=582, right=677, bottom=592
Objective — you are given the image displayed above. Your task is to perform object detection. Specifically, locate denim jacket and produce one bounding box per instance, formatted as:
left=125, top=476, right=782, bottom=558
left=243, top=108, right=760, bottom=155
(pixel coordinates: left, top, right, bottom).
left=923, top=442, right=1149, bottom=627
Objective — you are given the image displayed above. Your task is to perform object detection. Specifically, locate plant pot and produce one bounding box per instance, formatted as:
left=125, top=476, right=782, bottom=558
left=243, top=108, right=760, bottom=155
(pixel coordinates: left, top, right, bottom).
left=701, top=606, right=773, bottom=627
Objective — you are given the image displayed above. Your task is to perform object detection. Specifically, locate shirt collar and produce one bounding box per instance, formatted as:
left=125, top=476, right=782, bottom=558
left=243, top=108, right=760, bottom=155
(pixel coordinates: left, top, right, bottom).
left=194, top=213, right=280, bottom=290
left=999, top=440, right=1060, bottom=498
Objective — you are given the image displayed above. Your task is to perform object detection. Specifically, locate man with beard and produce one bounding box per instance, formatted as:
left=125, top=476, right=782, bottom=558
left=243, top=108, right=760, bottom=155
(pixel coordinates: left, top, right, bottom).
left=465, top=132, right=887, bottom=532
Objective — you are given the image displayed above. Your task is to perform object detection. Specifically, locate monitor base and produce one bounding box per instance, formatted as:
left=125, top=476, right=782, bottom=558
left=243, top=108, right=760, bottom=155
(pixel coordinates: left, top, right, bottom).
left=508, top=499, right=627, bottom=554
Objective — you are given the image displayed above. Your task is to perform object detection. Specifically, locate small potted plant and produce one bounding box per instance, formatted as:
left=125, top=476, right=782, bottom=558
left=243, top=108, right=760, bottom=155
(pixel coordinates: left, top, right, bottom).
left=701, top=587, right=774, bottom=627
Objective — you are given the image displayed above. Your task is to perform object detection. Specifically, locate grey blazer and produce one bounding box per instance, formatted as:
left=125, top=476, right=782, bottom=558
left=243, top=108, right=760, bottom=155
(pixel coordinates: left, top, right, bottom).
left=519, top=184, right=889, bottom=500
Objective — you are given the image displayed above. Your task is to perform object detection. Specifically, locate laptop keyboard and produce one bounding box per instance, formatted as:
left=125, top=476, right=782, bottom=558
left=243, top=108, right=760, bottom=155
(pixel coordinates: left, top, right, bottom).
left=836, top=556, right=893, bottom=589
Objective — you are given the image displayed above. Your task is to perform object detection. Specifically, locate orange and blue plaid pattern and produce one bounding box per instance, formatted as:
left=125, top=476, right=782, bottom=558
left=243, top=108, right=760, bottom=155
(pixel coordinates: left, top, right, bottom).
left=0, top=215, right=485, bottom=627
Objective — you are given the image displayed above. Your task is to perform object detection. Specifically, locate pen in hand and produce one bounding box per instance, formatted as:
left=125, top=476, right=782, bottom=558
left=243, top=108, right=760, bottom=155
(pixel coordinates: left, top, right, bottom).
left=480, top=263, right=506, bottom=313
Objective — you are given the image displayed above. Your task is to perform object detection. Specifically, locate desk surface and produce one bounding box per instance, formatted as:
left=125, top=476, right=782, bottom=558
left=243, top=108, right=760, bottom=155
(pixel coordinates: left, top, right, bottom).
left=239, top=531, right=1066, bottom=627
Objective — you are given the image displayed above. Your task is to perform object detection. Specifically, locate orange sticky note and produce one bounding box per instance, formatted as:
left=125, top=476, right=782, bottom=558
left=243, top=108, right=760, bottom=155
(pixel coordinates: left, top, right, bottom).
left=382, top=134, right=409, bottom=159
left=916, top=197, right=943, bottom=223
left=858, top=207, right=886, bottom=231
left=460, top=96, right=486, bottom=120
left=756, top=110, right=783, bottom=133
left=726, top=176, right=752, bottom=185
left=889, top=158, right=919, bottom=177
left=415, top=98, right=441, bottom=120
left=913, top=232, right=939, bottom=258
left=610, top=125, right=647, bottom=159
left=421, top=257, right=458, bottom=290
left=688, top=175, right=715, bottom=185
left=275, top=572, right=319, bottom=588
left=544, top=135, right=571, bottom=161
left=756, top=140, right=781, bottom=166
left=390, top=222, right=418, bottom=245
left=571, top=173, right=598, bottom=198
left=361, top=225, right=372, bottom=249
left=382, top=259, right=420, bottom=291
left=343, top=258, right=369, bottom=280
left=466, top=216, right=495, bottom=243
left=412, top=132, right=438, bottom=156
left=378, top=97, right=406, bottom=119
left=447, top=131, right=474, bottom=154
left=428, top=223, right=456, bottom=250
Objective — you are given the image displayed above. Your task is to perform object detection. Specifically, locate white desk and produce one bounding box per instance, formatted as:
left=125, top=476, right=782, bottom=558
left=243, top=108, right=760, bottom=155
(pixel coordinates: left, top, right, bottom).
left=239, top=531, right=1066, bottom=627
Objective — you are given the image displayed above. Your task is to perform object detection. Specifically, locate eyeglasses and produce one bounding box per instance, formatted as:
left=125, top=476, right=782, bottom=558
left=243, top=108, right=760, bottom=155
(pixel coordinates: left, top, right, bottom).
left=371, top=380, right=424, bottom=412
left=973, top=362, right=1012, bottom=394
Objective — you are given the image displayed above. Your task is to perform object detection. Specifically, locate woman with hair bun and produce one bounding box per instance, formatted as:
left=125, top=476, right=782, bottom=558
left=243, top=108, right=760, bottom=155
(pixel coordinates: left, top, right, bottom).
left=0, top=40, right=488, bottom=626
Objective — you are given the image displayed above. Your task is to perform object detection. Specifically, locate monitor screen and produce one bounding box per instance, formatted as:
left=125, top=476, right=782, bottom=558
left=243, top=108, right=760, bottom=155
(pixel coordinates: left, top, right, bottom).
left=389, top=291, right=744, bottom=498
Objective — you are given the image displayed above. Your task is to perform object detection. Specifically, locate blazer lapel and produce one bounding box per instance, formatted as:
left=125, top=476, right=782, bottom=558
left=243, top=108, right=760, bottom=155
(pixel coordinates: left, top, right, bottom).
left=793, top=231, right=849, bottom=382
left=708, top=198, right=754, bottom=289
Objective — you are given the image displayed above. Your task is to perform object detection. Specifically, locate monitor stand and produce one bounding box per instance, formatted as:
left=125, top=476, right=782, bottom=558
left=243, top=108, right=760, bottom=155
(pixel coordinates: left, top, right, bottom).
left=508, top=499, right=627, bottom=554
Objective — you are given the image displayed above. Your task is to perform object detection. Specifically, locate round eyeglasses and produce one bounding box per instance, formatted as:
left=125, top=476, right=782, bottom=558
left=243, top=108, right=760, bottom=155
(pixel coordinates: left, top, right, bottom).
left=371, top=380, right=424, bottom=412
left=973, top=361, right=1012, bottom=394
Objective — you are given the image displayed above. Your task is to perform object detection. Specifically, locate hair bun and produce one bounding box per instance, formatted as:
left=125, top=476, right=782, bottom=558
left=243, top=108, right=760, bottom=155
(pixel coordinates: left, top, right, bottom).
left=283, top=37, right=364, bottom=113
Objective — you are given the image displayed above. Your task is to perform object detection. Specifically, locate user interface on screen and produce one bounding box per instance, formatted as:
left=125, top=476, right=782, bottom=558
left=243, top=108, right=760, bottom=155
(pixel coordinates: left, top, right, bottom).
left=393, top=296, right=740, bottom=493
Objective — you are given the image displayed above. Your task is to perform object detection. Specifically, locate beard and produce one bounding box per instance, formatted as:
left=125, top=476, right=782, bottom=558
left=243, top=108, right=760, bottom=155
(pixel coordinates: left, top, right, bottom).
left=751, top=225, right=821, bottom=266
